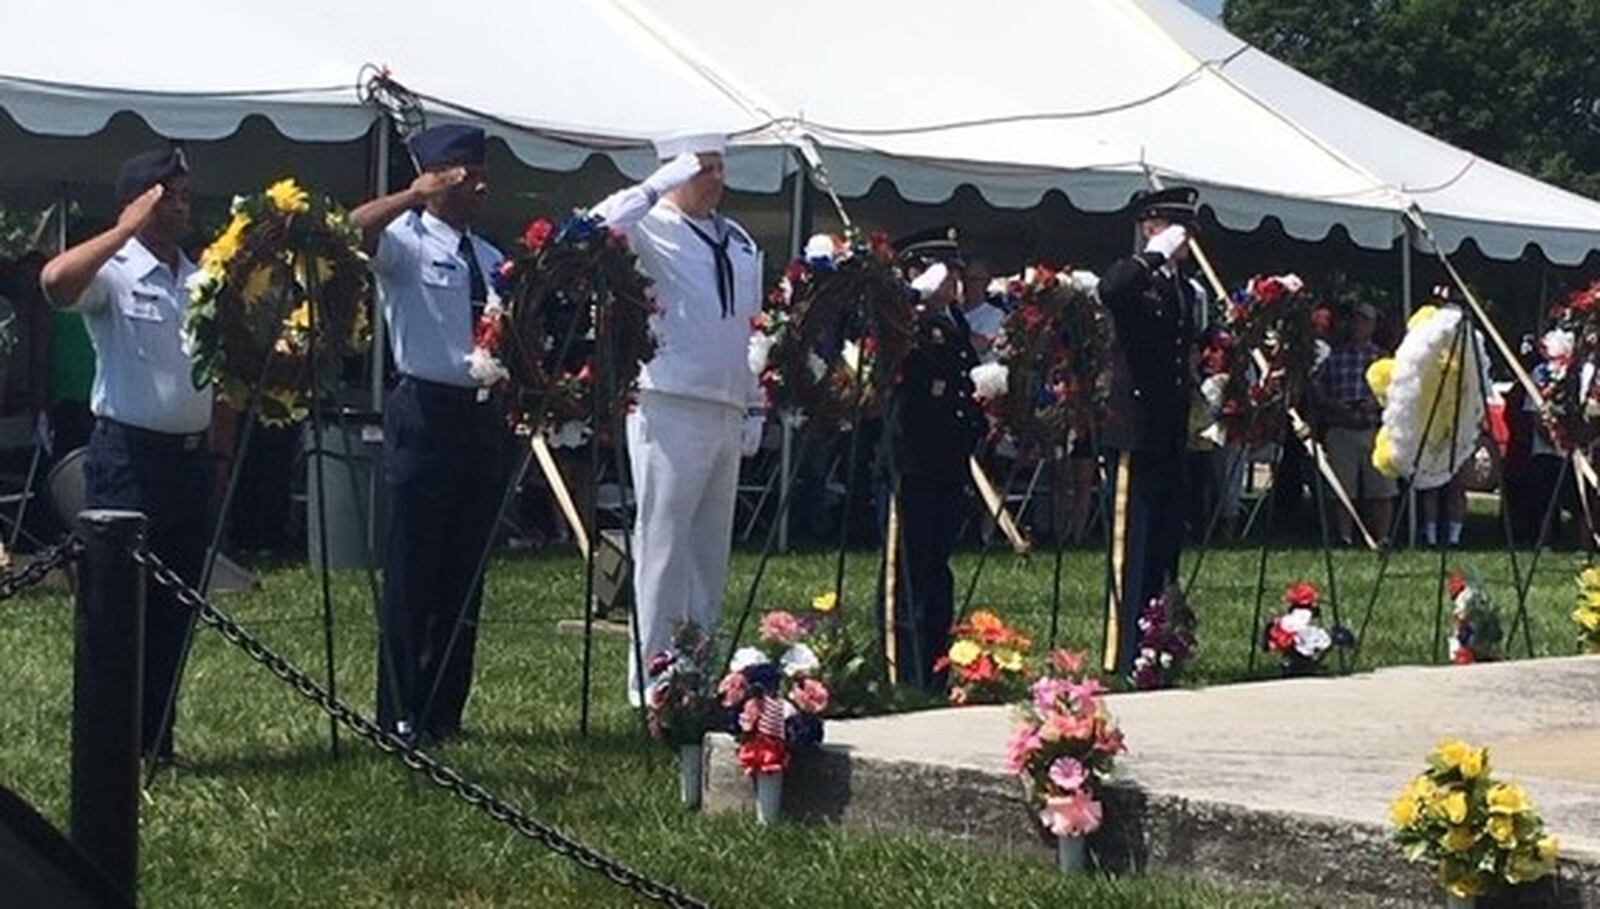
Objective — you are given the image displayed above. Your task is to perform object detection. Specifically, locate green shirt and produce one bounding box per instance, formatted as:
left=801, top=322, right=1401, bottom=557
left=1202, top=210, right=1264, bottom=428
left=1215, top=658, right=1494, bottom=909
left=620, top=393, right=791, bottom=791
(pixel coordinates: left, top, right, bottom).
left=48, top=309, right=94, bottom=404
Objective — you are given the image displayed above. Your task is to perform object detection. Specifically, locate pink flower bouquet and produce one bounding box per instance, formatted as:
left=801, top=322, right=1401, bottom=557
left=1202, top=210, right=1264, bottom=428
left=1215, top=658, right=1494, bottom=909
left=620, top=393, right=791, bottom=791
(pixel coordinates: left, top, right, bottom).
left=1006, top=651, right=1126, bottom=841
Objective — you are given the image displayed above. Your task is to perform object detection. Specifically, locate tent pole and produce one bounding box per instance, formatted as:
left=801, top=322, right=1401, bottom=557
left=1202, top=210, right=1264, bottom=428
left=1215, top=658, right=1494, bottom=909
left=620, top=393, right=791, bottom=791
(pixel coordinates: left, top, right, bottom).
left=787, top=150, right=807, bottom=258
left=56, top=183, right=69, bottom=254
left=1401, top=218, right=1416, bottom=548
left=370, top=120, right=389, bottom=416
left=779, top=149, right=809, bottom=554
left=367, top=120, right=390, bottom=557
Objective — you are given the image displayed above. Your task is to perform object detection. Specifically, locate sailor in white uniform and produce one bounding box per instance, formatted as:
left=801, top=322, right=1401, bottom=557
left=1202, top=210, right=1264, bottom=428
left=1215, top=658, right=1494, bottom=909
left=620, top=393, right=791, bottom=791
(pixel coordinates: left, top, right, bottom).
left=590, top=132, right=764, bottom=701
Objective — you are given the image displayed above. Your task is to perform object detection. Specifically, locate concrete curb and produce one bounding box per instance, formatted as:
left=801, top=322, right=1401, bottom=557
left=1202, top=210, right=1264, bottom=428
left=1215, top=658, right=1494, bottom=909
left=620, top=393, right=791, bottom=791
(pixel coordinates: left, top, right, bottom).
left=705, top=732, right=1599, bottom=908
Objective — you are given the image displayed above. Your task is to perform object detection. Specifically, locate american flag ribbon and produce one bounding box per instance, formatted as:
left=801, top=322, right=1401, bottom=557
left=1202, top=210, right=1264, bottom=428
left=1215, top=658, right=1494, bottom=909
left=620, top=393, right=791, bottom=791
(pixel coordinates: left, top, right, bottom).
left=757, top=696, right=787, bottom=740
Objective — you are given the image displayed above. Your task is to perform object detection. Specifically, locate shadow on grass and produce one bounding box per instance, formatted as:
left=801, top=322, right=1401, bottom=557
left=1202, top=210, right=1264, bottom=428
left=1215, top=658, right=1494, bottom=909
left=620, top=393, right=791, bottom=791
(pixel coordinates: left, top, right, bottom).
left=160, top=748, right=358, bottom=785
left=172, top=735, right=618, bottom=808
left=459, top=717, right=649, bottom=752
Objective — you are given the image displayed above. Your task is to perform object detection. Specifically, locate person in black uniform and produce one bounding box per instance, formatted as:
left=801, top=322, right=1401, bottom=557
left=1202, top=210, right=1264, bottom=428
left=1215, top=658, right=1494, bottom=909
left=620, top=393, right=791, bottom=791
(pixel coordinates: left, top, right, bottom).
left=1097, top=187, right=1202, bottom=676
left=351, top=125, right=509, bottom=744
left=881, top=227, right=984, bottom=693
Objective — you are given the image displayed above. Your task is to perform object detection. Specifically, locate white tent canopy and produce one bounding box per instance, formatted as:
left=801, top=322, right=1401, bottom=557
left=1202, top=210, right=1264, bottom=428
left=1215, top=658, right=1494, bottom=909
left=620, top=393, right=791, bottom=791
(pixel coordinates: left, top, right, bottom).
left=620, top=0, right=1600, bottom=264
left=0, top=0, right=790, bottom=191
left=3, top=0, right=1598, bottom=264
left=1138, top=0, right=1600, bottom=264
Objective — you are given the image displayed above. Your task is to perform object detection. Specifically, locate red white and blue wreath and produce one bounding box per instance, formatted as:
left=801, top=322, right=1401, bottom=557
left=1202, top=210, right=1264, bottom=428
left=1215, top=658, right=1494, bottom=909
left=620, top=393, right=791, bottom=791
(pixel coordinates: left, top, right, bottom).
left=748, top=229, right=915, bottom=426
left=473, top=212, right=657, bottom=436
left=1196, top=273, right=1316, bottom=447
left=968, top=264, right=1112, bottom=457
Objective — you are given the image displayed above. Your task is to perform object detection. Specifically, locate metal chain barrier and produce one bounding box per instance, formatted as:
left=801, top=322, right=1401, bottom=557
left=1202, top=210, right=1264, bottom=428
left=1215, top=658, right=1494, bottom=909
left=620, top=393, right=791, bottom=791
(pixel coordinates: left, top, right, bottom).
left=129, top=545, right=712, bottom=909
left=0, top=538, right=83, bottom=601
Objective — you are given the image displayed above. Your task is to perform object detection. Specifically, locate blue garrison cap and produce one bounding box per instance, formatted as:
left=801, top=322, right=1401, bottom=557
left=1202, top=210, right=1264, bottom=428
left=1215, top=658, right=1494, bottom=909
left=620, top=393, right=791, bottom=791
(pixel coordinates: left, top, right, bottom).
left=115, top=147, right=188, bottom=204
left=408, top=124, right=487, bottom=169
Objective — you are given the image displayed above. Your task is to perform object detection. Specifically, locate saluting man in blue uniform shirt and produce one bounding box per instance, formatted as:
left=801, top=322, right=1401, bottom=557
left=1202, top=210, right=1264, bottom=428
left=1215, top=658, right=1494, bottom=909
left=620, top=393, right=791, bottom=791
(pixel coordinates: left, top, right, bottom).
left=39, top=147, right=214, bottom=764
left=351, top=124, right=508, bottom=744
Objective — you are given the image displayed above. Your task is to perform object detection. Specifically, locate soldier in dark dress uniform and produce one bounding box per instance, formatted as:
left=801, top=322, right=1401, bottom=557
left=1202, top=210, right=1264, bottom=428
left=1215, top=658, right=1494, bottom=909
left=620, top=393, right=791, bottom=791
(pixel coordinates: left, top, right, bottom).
left=1097, top=187, right=1203, bottom=676
left=881, top=227, right=985, bottom=692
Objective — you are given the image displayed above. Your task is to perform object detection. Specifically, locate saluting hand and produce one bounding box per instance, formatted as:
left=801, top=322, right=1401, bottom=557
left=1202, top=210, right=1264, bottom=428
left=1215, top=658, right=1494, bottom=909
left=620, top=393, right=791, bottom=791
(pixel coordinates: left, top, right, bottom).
left=645, top=152, right=704, bottom=195
left=116, top=184, right=165, bottom=235
left=1144, top=224, right=1189, bottom=260
left=410, top=166, right=467, bottom=202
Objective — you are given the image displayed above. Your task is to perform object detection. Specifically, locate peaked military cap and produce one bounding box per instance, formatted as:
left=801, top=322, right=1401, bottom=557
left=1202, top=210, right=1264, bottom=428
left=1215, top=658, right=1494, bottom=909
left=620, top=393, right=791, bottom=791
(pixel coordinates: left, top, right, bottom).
left=893, top=224, right=963, bottom=269
left=1129, top=186, right=1201, bottom=226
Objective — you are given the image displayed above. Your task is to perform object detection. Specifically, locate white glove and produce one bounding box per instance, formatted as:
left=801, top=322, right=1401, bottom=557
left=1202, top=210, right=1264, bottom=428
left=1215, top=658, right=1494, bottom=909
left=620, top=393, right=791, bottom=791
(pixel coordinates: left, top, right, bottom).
left=1144, top=224, right=1189, bottom=260
left=741, top=411, right=765, bottom=457
left=644, top=152, right=704, bottom=197
left=910, top=262, right=951, bottom=300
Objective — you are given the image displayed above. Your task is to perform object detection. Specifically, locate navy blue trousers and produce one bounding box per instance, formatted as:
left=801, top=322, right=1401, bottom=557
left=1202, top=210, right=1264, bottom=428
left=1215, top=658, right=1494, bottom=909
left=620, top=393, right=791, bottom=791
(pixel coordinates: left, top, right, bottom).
left=1102, top=448, right=1186, bottom=676
left=377, top=378, right=507, bottom=738
left=885, top=472, right=963, bottom=693
left=83, top=419, right=211, bottom=759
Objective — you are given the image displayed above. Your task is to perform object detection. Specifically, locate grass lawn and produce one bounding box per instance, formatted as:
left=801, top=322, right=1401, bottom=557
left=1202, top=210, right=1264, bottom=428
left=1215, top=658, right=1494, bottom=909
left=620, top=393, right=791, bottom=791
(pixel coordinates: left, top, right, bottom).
left=0, top=535, right=1587, bottom=908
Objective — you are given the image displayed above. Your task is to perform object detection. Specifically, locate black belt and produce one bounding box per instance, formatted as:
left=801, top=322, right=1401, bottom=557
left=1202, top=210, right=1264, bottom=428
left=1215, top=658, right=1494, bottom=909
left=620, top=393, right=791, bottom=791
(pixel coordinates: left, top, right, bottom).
left=100, top=418, right=207, bottom=452
left=400, top=375, right=495, bottom=405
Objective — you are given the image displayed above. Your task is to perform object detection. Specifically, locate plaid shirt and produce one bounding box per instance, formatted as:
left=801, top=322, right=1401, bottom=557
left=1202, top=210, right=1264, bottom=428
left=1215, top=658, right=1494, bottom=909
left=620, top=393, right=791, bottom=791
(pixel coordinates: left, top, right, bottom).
left=1316, top=340, right=1383, bottom=426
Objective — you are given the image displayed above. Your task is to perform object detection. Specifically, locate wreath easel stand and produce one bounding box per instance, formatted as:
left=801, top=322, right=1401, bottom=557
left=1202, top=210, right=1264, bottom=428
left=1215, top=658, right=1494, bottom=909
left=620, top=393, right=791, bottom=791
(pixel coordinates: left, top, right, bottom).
left=151, top=213, right=372, bottom=776
left=1346, top=208, right=1586, bottom=668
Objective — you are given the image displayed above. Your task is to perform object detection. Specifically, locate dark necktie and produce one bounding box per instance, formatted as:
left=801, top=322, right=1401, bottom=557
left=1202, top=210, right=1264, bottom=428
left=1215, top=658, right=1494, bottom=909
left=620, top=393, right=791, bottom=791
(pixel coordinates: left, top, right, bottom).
left=682, top=216, right=735, bottom=318
left=458, top=233, right=487, bottom=328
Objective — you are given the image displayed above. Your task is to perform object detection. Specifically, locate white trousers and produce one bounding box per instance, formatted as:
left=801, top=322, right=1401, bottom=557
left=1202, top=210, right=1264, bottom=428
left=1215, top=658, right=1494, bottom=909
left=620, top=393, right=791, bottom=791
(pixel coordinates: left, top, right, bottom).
left=625, top=391, right=743, bottom=701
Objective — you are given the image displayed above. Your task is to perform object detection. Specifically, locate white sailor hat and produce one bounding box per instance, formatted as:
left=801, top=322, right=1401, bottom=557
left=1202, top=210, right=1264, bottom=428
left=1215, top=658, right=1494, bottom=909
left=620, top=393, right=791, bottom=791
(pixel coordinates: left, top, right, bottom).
left=652, top=130, right=727, bottom=160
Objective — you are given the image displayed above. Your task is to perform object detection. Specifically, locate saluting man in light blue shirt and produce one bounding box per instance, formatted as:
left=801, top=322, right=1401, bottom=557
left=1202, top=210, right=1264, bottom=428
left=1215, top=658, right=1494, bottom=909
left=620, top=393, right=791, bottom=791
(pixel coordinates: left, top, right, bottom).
left=39, top=147, right=214, bottom=764
left=368, top=187, right=504, bottom=389
left=351, top=124, right=509, bottom=744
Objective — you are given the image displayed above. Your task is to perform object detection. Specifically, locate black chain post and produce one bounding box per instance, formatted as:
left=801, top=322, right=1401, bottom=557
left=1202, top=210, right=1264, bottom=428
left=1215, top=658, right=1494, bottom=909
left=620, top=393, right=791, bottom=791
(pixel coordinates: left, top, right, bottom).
left=129, top=545, right=709, bottom=909
left=71, top=510, right=147, bottom=903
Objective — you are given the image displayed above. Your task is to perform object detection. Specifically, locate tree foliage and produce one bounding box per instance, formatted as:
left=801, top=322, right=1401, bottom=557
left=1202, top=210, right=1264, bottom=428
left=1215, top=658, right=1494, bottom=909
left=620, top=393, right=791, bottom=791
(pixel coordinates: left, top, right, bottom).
left=1224, top=0, right=1600, bottom=199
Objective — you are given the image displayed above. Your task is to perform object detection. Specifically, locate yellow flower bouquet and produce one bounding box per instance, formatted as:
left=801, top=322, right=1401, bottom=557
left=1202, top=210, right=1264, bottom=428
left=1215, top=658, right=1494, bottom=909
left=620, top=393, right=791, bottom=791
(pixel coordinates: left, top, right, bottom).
left=1574, top=567, right=1600, bottom=654
left=184, top=178, right=370, bottom=425
left=1390, top=740, right=1559, bottom=905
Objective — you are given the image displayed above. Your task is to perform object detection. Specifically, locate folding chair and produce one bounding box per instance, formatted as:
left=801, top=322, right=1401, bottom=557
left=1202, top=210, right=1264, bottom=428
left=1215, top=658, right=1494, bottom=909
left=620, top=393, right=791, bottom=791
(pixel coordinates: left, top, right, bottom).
left=736, top=424, right=784, bottom=541
left=1006, top=458, right=1049, bottom=529
left=0, top=414, right=48, bottom=550
left=594, top=460, right=636, bottom=528
left=1237, top=445, right=1280, bottom=541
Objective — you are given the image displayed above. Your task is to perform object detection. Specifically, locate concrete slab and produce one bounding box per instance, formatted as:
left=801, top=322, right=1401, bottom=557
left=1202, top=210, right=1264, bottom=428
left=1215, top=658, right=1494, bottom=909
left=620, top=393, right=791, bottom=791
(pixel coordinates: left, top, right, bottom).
left=707, top=655, right=1600, bottom=907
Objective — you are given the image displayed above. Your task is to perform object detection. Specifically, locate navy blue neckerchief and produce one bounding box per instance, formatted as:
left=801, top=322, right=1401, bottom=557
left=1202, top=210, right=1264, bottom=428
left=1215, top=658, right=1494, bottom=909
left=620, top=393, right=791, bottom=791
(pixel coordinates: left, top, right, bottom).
left=681, top=213, right=735, bottom=319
